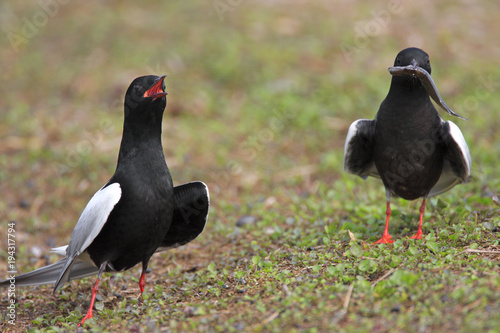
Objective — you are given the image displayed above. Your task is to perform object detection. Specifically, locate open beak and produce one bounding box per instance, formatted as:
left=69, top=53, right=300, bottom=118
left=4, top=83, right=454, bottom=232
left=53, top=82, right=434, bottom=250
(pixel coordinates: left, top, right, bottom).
left=388, top=65, right=468, bottom=121
left=143, top=75, right=168, bottom=101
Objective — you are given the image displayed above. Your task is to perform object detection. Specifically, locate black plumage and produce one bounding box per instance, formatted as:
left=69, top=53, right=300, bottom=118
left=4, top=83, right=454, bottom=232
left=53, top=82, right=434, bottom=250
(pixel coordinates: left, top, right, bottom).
left=344, top=48, right=471, bottom=244
left=0, top=75, right=210, bottom=326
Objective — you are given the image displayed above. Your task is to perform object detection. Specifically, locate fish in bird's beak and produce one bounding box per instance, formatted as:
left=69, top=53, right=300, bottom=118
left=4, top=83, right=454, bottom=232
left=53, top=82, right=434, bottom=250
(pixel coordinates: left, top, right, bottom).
left=388, top=65, right=468, bottom=121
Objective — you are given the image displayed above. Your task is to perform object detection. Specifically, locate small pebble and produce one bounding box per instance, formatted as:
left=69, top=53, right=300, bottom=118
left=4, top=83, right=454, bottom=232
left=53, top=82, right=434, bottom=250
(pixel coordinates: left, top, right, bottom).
left=233, top=323, right=245, bottom=330
left=30, top=246, right=43, bottom=258
left=264, top=196, right=277, bottom=208
left=483, top=222, right=494, bottom=230
left=265, top=227, right=275, bottom=235
left=184, top=306, right=200, bottom=316
left=390, top=305, right=401, bottom=313
left=20, top=200, right=30, bottom=209
left=491, top=194, right=499, bottom=205
left=236, top=215, right=258, bottom=227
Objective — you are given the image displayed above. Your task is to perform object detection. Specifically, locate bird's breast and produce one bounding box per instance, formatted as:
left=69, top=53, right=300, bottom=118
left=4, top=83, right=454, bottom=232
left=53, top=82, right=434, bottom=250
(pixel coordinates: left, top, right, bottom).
left=373, top=107, right=445, bottom=199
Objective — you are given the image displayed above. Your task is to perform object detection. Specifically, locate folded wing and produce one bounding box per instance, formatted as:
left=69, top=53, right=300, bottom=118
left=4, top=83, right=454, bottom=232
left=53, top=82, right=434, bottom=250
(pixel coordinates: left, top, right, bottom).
left=53, top=182, right=121, bottom=293
left=429, top=121, right=471, bottom=196
left=0, top=181, right=210, bottom=289
left=343, top=119, right=378, bottom=179
left=157, top=181, right=210, bottom=252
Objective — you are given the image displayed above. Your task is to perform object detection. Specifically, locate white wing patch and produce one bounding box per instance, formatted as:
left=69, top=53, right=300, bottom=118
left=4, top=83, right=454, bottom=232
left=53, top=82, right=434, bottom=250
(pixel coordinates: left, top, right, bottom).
left=66, top=182, right=122, bottom=257
left=343, top=119, right=378, bottom=178
left=343, top=119, right=364, bottom=173
left=429, top=121, right=471, bottom=197
left=53, top=182, right=121, bottom=293
left=448, top=121, right=471, bottom=178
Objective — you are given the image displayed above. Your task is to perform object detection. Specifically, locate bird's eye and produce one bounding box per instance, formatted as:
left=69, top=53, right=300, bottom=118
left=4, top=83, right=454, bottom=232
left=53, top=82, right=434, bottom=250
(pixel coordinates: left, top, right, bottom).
left=396, top=58, right=401, bottom=65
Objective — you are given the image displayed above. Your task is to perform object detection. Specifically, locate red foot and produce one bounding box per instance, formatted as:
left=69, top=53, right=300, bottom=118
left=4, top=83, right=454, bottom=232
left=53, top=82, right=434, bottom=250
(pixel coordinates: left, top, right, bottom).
left=139, top=272, right=146, bottom=295
left=409, top=230, right=424, bottom=240
left=409, top=198, right=427, bottom=241
left=79, top=309, right=94, bottom=327
left=78, top=278, right=100, bottom=327
left=373, top=200, right=393, bottom=244
left=373, top=234, right=394, bottom=244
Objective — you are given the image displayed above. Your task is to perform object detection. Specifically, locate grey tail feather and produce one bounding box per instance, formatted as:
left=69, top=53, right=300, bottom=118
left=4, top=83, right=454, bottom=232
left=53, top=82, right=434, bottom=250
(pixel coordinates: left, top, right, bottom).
left=53, top=254, right=101, bottom=294
left=0, top=258, right=99, bottom=292
left=53, top=256, right=76, bottom=294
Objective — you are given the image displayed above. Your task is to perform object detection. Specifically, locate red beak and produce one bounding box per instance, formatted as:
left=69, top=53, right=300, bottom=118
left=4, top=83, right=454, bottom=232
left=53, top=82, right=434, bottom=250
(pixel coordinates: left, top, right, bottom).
left=143, top=75, right=168, bottom=100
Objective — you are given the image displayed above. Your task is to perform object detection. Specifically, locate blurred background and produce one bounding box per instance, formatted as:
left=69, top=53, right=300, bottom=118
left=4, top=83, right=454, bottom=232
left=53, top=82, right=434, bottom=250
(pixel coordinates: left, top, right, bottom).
left=0, top=0, right=499, bottom=330
left=1, top=0, right=498, bottom=232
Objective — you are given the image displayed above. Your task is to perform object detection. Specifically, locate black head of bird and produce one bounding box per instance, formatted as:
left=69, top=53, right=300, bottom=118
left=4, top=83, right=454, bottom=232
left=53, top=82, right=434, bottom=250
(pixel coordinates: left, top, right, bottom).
left=388, top=48, right=467, bottom=120
left=391, top=48, right=431, bottom=90
left=394, top=47, right=431, bottom=72
left=124, top=75, right=168, bottom=119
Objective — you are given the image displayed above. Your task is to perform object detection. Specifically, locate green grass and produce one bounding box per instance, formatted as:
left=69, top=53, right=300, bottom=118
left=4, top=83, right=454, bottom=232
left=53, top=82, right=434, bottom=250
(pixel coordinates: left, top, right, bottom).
left=0, top=1, right=499, bottom=332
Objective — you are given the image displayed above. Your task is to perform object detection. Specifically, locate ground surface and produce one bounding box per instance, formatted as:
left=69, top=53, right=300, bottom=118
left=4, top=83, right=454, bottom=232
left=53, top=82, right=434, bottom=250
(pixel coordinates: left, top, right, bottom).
left=0, top=0, right=499, bottom=332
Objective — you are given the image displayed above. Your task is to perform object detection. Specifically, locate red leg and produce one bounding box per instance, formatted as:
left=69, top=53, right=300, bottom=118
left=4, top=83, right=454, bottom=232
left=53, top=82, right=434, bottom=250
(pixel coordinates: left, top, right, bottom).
left=79, top=261, right=107, bottom=327
left=139, top=271, right=146, bottom=295
left=374, top=200, right=394, bottom=244
left=79, top=278, right=100, bottom=326
left=410, top=198, right=426, bottom=240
